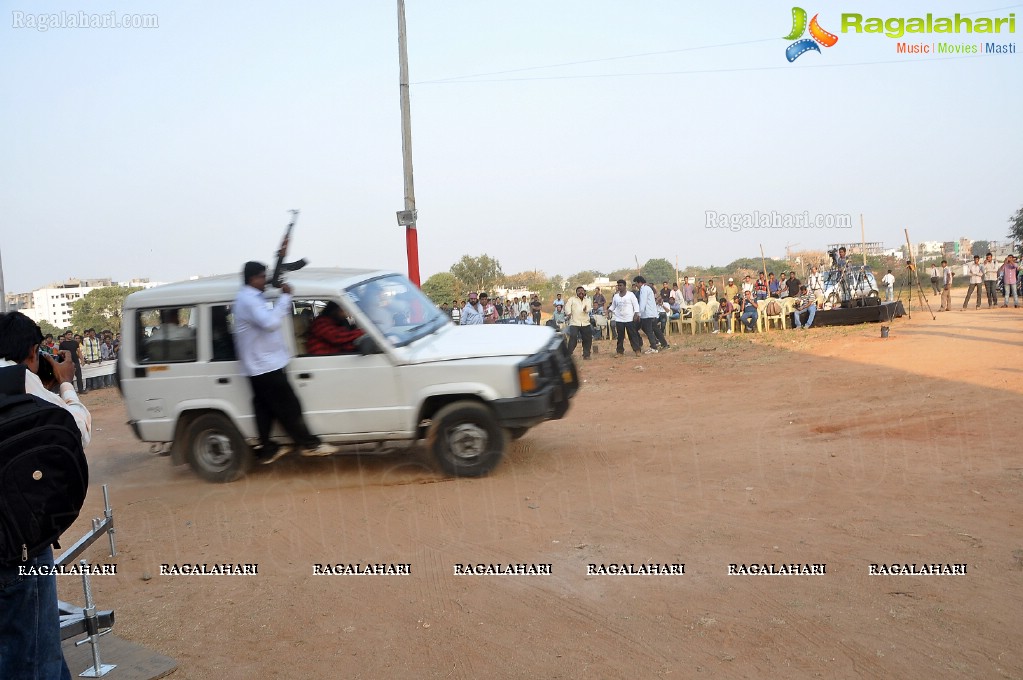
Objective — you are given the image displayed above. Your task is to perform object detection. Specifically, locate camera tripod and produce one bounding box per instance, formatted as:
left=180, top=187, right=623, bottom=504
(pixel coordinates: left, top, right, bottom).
left=895, top=263, right=936, bottom=320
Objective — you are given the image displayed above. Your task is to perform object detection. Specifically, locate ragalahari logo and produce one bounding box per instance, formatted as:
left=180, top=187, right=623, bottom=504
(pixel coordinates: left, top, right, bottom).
left=784, top=7, right=839, bottom=61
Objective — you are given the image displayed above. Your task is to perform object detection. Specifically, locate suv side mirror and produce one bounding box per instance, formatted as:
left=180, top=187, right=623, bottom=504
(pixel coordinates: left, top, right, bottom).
left=355, top=334, right=381, bottom=355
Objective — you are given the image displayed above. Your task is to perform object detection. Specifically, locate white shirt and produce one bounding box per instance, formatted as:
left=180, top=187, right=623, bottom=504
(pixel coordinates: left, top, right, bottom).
left=982, top=260, right=999, bottom=281
left=882, top=273, right=895, bottom=287
left=460, top=302, right=484, bottom=325
left=636, top=285, right=658, bottom=319
left=232, top=285, right=293, bottom=377
left=967, top=262, right=983, bottom=284
left=609, top=291, right=639, bottom=323
left=0, top=359, right=91, bottom=447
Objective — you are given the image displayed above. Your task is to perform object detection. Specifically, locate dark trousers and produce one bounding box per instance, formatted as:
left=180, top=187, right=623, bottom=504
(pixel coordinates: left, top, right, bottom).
left=984, top=280, right=998, bottom=307
left=639, top=317, right=668, bottom=349
left=962, top=283, right=983, bottom=308
left=566, top=324, right=592, bottom=358
left=248, top=368, right=319, bottom=453
left=72, top=362, right=84, bottom=392
left=0, top=547, right=72, bottom=680
left=614, top=321, right=642, bottom=354
left=531, top=311, right=541, bottom=325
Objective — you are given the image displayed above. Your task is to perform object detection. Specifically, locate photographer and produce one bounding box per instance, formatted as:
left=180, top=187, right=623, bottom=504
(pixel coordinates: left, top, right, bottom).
left=0, top=311, right=92, bottom=680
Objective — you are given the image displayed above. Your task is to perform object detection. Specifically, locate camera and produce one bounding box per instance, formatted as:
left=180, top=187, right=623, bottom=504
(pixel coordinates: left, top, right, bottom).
left=36, top=348, right=63, bottom=385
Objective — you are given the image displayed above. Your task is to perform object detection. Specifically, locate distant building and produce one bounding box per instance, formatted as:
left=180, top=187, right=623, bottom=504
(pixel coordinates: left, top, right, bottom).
left=917, top=241, right=944, bottom=256
left=826, top=242, right=886, bottom=257
left=15, top=277, right=162, bottom=329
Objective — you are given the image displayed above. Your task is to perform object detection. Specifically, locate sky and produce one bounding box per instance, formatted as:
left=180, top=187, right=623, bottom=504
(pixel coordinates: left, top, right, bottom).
left=1, top=0, right=1020, bottom=294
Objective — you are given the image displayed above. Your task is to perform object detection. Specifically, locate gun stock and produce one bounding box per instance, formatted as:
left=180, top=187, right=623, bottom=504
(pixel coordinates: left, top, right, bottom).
left=270, top=209, right=307, bottom=288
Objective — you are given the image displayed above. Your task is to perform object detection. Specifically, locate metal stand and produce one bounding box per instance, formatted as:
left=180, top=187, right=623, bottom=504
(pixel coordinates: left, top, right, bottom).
left=57, top=484, right=116, bottom=567
left=75, top=559, right=116, bottom=677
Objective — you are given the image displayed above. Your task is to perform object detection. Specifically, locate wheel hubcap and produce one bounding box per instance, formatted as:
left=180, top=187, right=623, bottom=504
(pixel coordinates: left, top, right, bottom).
left=447, top=423, right=488, bottom=459
left=196, top=429, right=233, bottom=470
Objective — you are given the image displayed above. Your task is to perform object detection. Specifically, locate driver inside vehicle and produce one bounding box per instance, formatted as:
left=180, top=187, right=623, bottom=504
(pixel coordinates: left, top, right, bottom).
left=306, top=301, right=364, bottom=355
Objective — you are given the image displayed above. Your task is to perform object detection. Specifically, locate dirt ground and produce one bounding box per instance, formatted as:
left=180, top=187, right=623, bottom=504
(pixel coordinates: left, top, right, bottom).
left=61, top=302, right=1023, bottom=679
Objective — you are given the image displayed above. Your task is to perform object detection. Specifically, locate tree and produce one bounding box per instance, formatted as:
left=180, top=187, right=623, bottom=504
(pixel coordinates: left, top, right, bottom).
left=504, top=270, right=548, bottom=291
left=1009, top=205, right=1023, bottom=248
left=450, top=254, right=503, bottom=294
left=37, top=319, right=63, bottom=338
left=70, top=286, right=142, bottom=333
left=421, top=272, right=461, bottom=305
left=640, top=258, right=675, bottom=285
left=971, top=240, right=991, bottom=257
left=564, top=269, right=605, bottom=290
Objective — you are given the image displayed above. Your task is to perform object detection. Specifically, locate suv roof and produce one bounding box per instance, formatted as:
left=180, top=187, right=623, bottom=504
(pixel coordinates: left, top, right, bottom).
left=125, top=267, right=396, bottom=307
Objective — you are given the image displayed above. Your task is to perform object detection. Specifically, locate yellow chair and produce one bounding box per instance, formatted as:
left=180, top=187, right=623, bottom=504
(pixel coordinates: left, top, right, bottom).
left=679, top=303, right=701, bottom=334
left=696, top=301, right=715, bottom=334
left=781, top=298, right=799, bottom=329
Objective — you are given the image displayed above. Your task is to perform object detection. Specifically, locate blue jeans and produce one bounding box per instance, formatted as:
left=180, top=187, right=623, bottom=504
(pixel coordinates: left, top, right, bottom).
left=0, top=547, right=72, bottom=680
left=1005, top=283, right=1019, bottom=306
left=793, top=304, right=817, bottom=329
left=740, top=309, right=758, bottom=332
left=885, top=285, right=894, bottom=302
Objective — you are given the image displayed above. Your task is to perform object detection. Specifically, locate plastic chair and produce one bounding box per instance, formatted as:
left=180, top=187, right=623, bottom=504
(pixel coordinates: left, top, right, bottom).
left=763, top=299, right=786, bottom=331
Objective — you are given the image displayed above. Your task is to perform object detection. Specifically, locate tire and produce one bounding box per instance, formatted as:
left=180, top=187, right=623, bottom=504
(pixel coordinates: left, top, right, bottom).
left=427, top=401, right=506, bottom=477
left=185, top=413, right=253, bottom=483
left=824, top=292, right=840, bottom=310
left=508, top=427, right=529, bottom=441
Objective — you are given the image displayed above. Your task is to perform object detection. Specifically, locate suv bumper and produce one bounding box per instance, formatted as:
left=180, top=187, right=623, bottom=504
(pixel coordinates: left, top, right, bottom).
left=493, top=336, right=579, bottom=428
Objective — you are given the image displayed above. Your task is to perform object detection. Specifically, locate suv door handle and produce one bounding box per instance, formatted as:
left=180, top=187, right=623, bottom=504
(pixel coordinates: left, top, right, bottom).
left=217, top=377, right=230, bottom=384
left=298, top=373, right=313, bottom=380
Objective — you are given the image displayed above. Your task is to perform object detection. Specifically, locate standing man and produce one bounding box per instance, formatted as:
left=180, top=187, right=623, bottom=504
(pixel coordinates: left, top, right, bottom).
left=633, top=276, right=669, bottom=353
left=723, top=277, right=739, bottom=303
left=479, top=293, right=498, bottom=324
left=998, top=254, right=1019, bottom=308
left=460, top=292, right=484, bottom=325
left=939, top=259, right=954, bottom=311
left=786, top=271, right=801, bottom=299
left=81, top=328, right=101, bottom=391
left=807, top=266, right=824, bottom=301
left=233, top=261, right=332, bottom=463
left=881, top=270, right=896, bottom=302
left=928, top=262, right=942, bottom=295
left=982, top=253, right=999, bottom=308
left=962, top=255, right=984, bottom=310
left=564, top=286, right=592, bottom=360
left=529, top=294, right=542, bottom=326
left=1, top=311, right=92, bottom=680
left=608, top=279, right=642, bottom=357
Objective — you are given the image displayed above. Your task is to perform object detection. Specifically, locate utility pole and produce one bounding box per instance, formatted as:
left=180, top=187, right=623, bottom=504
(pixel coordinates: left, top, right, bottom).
left=396, top=0, right=420, bottom=286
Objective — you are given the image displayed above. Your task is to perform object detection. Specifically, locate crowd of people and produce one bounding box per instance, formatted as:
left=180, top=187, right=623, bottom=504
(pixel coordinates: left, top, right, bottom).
left=40, top=327, right=120, bottom=393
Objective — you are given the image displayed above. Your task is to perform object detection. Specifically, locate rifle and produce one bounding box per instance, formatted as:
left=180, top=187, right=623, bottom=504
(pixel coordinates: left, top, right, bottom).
left=270, top=209, right=308, bottom=288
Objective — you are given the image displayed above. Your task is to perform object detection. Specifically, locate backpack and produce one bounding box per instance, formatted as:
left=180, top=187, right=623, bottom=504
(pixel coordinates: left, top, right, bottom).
left=766, top=300, right=782, bottom=316
left=0, top=364, right=89, bottom=565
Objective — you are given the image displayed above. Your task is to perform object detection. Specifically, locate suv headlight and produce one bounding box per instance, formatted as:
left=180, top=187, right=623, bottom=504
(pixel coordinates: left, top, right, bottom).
left=518, top=365, right=541, bottom=394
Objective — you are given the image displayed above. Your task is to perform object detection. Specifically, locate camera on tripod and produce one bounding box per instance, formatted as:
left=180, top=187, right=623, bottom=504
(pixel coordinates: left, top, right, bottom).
left=828, top=249, right=839, bottom=266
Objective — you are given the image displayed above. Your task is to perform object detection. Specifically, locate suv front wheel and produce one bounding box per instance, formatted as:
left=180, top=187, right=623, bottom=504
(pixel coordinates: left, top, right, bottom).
left=185, top=413, right=253, bottom=483
left=427, top=401, right=507, bottom=477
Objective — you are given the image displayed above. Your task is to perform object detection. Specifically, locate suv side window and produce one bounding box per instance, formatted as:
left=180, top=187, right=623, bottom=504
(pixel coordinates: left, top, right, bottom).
left=211, top=305, right=236, bottom=362
left=136, top=307, right=197, bottom=363
left=292, top=299, right=325, bottom=356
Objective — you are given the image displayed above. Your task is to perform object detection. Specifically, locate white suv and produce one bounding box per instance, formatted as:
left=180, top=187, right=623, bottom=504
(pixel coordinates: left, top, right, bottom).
left=119, top=269, right=578, bottom=482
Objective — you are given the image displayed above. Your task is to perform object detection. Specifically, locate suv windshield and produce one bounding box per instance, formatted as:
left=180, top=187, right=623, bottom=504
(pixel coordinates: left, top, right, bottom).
left=346, top=275, right=448, bottom=347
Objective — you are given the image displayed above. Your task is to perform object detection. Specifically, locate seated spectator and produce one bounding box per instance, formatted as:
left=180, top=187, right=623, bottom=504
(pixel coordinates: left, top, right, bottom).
left=792, top=285, right=817, bottom=329
left=656, top=295, right=670, bottom=333
left=306, top=301, right=364, bottom=354
left=515, top=310, right=534, bottom=325
left=591, top=288, right=606, bottom=315
left=552, top=303, right=566, bottom=330
left=713, top=297, right=734, bottom=334
left=739, top=291, right=759, bottom=332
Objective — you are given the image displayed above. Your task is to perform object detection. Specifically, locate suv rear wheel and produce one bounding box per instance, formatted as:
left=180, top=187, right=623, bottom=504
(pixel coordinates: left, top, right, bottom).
left=427, top=401, right=506, bottom=477
left=185, top=413, right=253, bottom=483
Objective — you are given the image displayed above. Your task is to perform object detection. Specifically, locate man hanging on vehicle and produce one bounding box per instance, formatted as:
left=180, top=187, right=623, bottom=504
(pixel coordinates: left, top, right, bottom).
left=233, top=261, right=334, bottom=463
